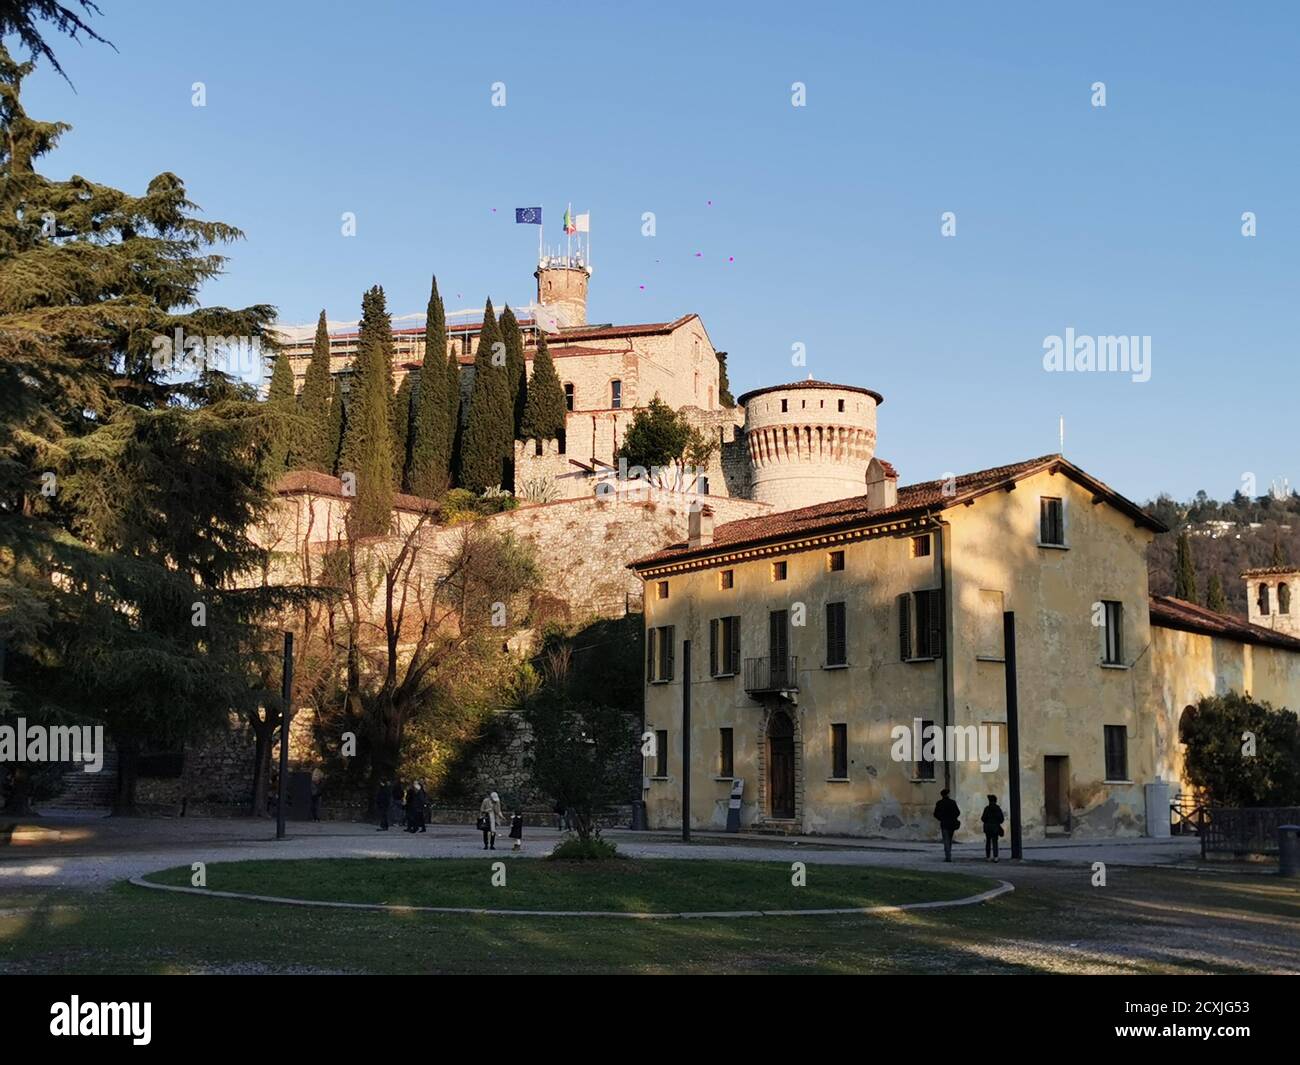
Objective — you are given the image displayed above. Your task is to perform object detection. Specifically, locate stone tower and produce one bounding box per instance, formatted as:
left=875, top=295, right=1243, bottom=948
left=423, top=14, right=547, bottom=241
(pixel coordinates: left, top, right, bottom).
left=534, top=260, right=591, bottom=329
left=1243, top=567, right=1299, bottom=637
left=738, top=380, right=883, bottom=510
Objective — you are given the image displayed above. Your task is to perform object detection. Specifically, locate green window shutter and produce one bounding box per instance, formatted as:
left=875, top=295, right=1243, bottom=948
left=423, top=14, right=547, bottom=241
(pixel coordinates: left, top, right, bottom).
left=927, top=589, right=944, bottom=658
left=729, top=616, right=741, bottom=675
left=665, top=625, right=675, bottom=681
left=709, top=618, right=719, bottom=677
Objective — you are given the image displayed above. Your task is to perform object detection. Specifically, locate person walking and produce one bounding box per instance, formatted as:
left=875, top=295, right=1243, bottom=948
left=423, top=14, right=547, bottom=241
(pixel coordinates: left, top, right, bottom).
left=509, top=809, right=524, bottom=852
left=479, top=791, right=505, bottom=850
left=553, top=799, right=566, bottom=833
left=933, top=788, right=961, bottom=862
left=310, top=768, right=324, bottom=822
left=390, top=781, right=405, bottom=830
left=405, top=781, right=426, bottom=833
left=981, top=794, right=1005, bottom=862
left=375, top=780, right=390, bottom=831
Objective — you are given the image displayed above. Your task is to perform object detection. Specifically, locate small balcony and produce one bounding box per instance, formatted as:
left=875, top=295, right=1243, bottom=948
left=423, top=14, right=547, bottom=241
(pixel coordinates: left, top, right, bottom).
left=744, top=656, right=799, bottom=696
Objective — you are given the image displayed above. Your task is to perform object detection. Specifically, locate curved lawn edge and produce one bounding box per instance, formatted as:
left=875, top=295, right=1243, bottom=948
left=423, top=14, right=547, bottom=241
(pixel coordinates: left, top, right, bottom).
left=129, top=873, right=1013, bottom=919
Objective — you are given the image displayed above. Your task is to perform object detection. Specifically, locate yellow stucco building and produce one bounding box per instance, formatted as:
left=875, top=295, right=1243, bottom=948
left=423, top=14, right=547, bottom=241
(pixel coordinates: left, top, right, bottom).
left=630, top=384, right=1300, bottom=841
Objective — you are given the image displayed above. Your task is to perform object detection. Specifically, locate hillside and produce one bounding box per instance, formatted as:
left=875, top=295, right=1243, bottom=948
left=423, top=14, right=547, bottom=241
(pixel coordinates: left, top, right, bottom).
left=1144, top=491, right=1299, bottom=615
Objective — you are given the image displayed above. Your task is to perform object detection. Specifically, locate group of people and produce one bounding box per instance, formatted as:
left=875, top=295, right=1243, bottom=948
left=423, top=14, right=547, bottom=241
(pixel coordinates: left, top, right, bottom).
left=374, top=780, right=429, bottom=832
left=478, top=791, right=524, bottom=851
left=933, top=790, right=1006, bottom=862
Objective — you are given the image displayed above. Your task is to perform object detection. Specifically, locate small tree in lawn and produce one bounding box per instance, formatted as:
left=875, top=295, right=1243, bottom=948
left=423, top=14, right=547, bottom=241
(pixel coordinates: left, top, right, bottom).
left=1181, top=691, right=1300, bottom=806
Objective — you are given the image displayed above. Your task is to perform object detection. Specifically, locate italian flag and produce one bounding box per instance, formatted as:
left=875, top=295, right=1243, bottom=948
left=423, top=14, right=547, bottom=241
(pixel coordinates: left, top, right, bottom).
left=563, top=206, right=576, bottom=234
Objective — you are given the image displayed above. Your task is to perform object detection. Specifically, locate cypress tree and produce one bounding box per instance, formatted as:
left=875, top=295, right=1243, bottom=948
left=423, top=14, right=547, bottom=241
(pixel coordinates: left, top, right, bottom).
left=1271, top=537, right=1288, bottom=566
left=296, top=309, right=333, bottom=471
left=325, top=375, right=346, bottom=475
left=391, top=372, right=414, bottom=490
left=1175, top=531, right=1198, bottom=601
left=445, top=346, right=462, bottom=476
left=1206, top=573, right=1227, bottom=614
left=407, top=275, right=454, bottom=497
left=457, top=299, right=513, bottom=493
left=500, top=304, right=527, bottom=436
left=263, top=349, right=296, bottom=479
left=520, top=332, right=566, bottom=442
left=716, top=351, right=735, bottom=407
left=339, top=286, right=395, bottom=535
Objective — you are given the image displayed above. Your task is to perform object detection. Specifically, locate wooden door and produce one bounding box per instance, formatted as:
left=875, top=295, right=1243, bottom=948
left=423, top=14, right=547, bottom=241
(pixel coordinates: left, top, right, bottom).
left=769, top=712, right=795, bottom=819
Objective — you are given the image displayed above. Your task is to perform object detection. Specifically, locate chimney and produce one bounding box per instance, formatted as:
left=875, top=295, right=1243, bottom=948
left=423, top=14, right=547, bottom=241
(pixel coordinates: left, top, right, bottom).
left=865, top=457, right=898, bottom=510
left=688, top=503, right=715, bottom=548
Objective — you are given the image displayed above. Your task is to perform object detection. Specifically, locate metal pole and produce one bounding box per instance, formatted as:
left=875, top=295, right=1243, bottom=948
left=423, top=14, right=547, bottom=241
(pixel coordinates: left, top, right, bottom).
left=275, top=631, right=294, bottom=841
left=1002, top=612, right=1023, bottom=860
left=682, top=638, right=691, bottom=843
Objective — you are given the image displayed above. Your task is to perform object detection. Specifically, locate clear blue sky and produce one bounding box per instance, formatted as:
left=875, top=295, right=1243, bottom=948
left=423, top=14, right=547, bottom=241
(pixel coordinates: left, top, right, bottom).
left=18, top=1, right=1300, bottom=502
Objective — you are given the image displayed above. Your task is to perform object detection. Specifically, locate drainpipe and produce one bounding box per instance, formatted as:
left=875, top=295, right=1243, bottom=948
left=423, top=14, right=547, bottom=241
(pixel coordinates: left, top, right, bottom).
left=933, top=516, right=953, bottom=793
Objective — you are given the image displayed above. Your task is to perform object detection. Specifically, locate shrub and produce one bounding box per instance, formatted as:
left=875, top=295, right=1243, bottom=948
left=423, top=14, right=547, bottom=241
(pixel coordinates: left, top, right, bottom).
left=547, top=835, right=622, bottom=861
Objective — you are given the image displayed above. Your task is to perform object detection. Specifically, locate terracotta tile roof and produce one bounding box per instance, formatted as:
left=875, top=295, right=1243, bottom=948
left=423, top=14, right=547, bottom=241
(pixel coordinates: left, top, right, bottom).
left=1241, top=566, right=1300, bottom=577
left=273, top=470, right=436, bottom=513
left=737, top=379, right=885, bottom=406
left=1149, top=594, right=1300, bottom=652
left=630, top=454, right=1165, bottom=570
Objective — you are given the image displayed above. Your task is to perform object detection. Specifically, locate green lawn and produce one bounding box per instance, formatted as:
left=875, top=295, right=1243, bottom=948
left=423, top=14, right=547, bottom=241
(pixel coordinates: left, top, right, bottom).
left=1, top=864, right=1296, bottom=974
left=142, top=857, right=993, bottom=913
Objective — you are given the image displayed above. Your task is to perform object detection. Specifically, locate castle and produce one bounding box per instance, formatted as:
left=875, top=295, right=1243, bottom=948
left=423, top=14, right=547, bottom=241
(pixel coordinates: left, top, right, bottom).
left=87, top=259, right=1300, bottom=837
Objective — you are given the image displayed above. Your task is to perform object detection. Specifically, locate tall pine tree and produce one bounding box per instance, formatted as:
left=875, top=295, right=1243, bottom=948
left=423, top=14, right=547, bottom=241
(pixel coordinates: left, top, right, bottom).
left=1175, top=531, right=1198, bottom=601
left=407, top=275, right=454, bottom=497
left=0, top=44, right=296, bottom=811
left=457, top=299, right=513, bottom=493
left=500, top=304, right=527, bottom=436
left=263, top=348, right=296, bottom=479
left=339, top=286, right=395, bottom=534
left=1206, top=573, right=1227, bottom=614
left=520, top=331, right=566, bottom=442
left=391, top=372, right=413, bottom=490
left=325, top=375, right=346, bottom=475
left=296, top=309, right=333, bottom=471
left=445, top=346, right=461, bottom=477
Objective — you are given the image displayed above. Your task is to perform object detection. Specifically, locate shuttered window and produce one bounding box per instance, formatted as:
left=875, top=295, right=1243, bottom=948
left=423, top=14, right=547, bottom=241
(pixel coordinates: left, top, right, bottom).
left=900, top=590, right=943, bottom=660
left=831, top=723, right=848, bottom=779
left=1104, top=725, right=1128, bottom=780
left=826, top=601, right=847, bottom=666
left=709, top=616, right=740, bottom=677
left=1040, top=497, right=1065, bottom=545
left=655, top=730, right=669, bottom=777
left=719, top=728, right=734, bottom=778
left=916, top=719, right=936, bottom=779
left=1102, top=601, right=1123, bottom=665
left=898, top=593, right=912, bottom=661
left=647, top=625, right=675, bottom=682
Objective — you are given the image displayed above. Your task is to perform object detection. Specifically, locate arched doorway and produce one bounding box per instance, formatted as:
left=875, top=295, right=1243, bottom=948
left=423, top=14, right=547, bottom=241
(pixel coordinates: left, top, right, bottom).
left=768, top=711, right=796, bottom=819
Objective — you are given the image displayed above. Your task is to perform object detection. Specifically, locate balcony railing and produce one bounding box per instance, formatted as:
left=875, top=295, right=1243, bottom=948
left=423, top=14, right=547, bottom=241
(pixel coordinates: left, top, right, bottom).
left=744, top=656, right=799, bottom=695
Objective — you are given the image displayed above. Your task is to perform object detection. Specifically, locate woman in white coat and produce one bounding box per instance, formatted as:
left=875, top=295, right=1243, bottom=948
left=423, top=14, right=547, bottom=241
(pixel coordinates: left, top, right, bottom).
left=479, top=791, right=505, bottom=849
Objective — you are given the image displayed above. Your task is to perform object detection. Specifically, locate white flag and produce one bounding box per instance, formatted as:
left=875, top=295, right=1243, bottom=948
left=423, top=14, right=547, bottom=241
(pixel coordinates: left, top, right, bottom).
left=574, top=212, right=590, bottom=233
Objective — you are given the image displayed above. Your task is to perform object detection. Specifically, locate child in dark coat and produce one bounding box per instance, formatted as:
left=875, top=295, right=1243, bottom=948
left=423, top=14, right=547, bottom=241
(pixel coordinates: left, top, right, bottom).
left=509, top=811, right=524, bottom=851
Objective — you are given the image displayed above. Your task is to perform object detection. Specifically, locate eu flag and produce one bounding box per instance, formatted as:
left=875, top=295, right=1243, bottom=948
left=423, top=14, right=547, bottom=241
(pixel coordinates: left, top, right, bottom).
left=515, top=207, right=542, bottom=224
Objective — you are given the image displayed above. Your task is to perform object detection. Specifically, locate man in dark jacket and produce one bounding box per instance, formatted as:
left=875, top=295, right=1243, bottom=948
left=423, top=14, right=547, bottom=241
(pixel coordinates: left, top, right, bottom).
left=376, top=781, right=390, bottom=831
left=933, top=789, right=961, bottom=862
left=404, top=783, right=425, bottom=833
left=981, top=794, right=1005, bottom=862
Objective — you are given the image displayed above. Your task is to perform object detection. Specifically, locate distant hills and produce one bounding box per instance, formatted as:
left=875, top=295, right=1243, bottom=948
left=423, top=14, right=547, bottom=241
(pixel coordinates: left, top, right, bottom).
left=1145, top=491, right=1299, bottom=615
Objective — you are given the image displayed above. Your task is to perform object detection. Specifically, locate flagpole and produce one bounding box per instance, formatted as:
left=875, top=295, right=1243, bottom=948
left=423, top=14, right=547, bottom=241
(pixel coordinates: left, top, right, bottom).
left=539, top=206, right=544, bottom=264
left=566, top=202, right=572, bottom=263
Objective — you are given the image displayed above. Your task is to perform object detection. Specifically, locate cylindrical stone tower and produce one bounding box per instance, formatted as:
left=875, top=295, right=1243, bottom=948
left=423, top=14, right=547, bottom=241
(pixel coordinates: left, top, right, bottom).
left=534, top=261, right=590, bottom=328
left=738, top=380, right=883, bottom=510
